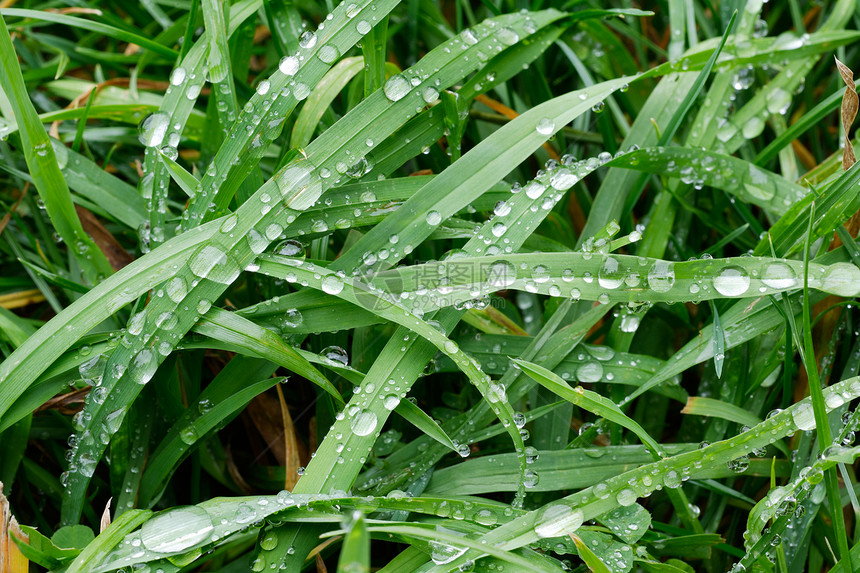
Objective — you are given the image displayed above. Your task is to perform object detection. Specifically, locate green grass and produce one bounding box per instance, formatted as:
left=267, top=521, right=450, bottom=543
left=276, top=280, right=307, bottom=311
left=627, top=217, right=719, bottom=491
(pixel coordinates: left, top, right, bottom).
left=1, top=0, right=860, bottom=571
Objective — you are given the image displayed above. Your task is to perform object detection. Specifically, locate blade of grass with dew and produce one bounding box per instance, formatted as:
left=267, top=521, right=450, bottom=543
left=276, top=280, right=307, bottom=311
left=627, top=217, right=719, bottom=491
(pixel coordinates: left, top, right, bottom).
left=49, top=140, right=146, bottom=228
left=754, top=160, right=860, bottom=257
left=800, top=201, right=852, bottom=566
left=291, top=56, right=365, bottom=149
left=605, top=147, right=807, bottom=216
left=422, top=376, right=860, bottom=572
left=264, top=124, right=627, bottom=567
left=180, top=0, right=413, bottom=230
left=191, top=307, right=341, bottom=400
left=201, top=0, right=237, bottom=137
left=0, top=9, right=178, bottom=60
left=253, top=253, right=528, bottom=491
left=359, top=252, right=860, bottom=308
left=0, top=15, right=113, bottom=283
left=48, top=8, right=569, bottom=524
left=424, top=446, right=786, bottom=496
left=136, top=0, right=262, bottom=248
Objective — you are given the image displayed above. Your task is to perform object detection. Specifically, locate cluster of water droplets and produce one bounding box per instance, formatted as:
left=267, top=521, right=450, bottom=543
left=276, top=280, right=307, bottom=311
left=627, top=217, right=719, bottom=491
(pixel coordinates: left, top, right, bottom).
left=713, top=27, right=810, bottom=151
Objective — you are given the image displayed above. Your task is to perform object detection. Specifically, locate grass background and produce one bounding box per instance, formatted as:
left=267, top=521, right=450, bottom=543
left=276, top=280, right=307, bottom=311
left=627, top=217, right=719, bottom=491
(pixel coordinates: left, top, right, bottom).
left=1, top=0, right=860, bottom=571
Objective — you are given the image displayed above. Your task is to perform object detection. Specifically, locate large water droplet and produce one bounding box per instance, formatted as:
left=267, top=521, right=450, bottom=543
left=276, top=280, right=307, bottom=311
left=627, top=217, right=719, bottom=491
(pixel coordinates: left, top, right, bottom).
left=534, top=504, right=583, bottom=538
left=321, top=345, right=349, bottom=366
left=140, top=506, right=214, bottom=553
left=821, top=263, right=860, bottom=297
left=577, top=362, right=603, bottom=383
left=761, top=261, right=796, bottom=289
left=298, top=31, right=317, bottom=49
left=713, top=266, right=750, bottom=297
left=792, top=402, right=815, bottom=431
left=189, top=245, right=241, bottom=284
left=170, top=67, right=187, bottom=86
left=321, top=275, right=344, bottom=295
left=487, top=260, right=516, bottom=288
left=383, top=74, right=411, bottom=102
left=647, top=261, right=675, bottom=293
left=616, top=488, right=637, bottom=506
left=279, top=55, right=299, bottom=76
left=535, top=118, right=555, bottom=136
left=318, top=45, right=340, bottom=64
left=598, top=256, right=624, bottom=289
left=130, top=348, right=158, bottom=384
left=138, top=113, right=170, bottom=147
left=166, top=276, right=187, bottom=303
left=279, top=163, right=323, bottom=210
left=351, top=410, right=378, bottom=436
left=744, top=165, right=775, bottom=201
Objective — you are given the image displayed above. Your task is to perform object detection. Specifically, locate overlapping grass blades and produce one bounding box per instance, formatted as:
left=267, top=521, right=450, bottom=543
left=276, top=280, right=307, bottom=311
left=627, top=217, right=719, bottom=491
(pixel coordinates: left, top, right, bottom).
left=3, top=0, right=860, bottom=571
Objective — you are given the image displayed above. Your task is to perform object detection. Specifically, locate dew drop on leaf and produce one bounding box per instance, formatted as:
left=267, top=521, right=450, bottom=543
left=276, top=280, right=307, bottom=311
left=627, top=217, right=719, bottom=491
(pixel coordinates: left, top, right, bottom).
left=140, top=506, right=214, bottom=553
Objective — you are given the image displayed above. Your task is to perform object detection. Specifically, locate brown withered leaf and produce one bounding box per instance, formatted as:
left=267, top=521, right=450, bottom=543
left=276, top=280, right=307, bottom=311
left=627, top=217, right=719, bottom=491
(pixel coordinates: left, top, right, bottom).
left=1, top=482, right=29, bottom=573
left=275, top=383, right=302, bottom=491
left=74, top=205, right=134, bottom=271
left=36, top=386, right=90, bottom=414
left=835, top=57, right=857, bottom=170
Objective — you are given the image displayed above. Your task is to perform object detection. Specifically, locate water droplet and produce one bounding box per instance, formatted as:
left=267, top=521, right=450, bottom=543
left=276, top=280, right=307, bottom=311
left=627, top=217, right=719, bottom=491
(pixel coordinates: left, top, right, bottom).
left=524, top=181, right=546, bottom=199
left=321, top=345, right=349, bottom=365
left=357, top=20, right=372, bottom=35
left=275, top=239, right=305, bottom=257
left=713, top=265, right=750, bottom=296
left=138, top=113, right=170, bottom=147
left=179, top=425, right=199, bottom=445
left=279, top=55, right=299, bottom=76
left=166, top=276, right=187, bottom=303
left=742, top=116, right=765, bottom=139
left=299, top=31, right=317, bottom=49
left=487, top=260, right=516, bottom=288
left=279, top=163, right=322, bottom=210
left=534, top=504, right=583, bottom=538
left=744, top=165, right=776, bottom=201
left=170, top=67, right=186, bottom=85
left=616, top=488, right=637, bottom=506
left=189, top=245, right=241, bottom=284
left=727, top=455, right=750, bottom=473
left=321, top=275, right=344, bottom=295
left=577, top=362, right=603, bottom=383
left=792, top=402, right=815, bottom=431
left=663, top=469, right=681, bottom=488
left=426, top=211, right=442, bottom=225
left=140, top=506, right=214, bottom=553
left=130, top=349, right=158, bottom=384
left=496, top=26, right=519, bottom=45
left=549, top=169, right=578, bottom=190
left=128, top=311, right=146, bottom=336
left=536, top=118, right=555, bottom=136
left=598, top=256, right=624, bottom=289
left=351, top=410, right=378, bottom=436
left=256, top=79, right=271, bottom=95
left=383, top=74, right=411, bottom=102
left=647, top=260, right=675, bottom=293
left=383, top=394, right=400, bottom=410
left=260, top=530, right=279, bottom=550
left=761, top=262, right=796, bottom=289
left=821, top=263, right=860, bottom=296
left=318, top=45, right=340, bottom=64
